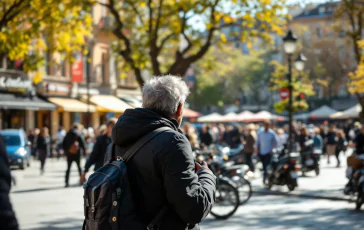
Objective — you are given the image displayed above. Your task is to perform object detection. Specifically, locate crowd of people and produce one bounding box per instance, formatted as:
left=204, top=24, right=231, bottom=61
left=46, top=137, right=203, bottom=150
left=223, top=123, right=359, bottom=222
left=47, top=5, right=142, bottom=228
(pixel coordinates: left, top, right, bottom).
left=24, top=119, right=118, bottom=187
left=182, top=120, right=364, bottom=184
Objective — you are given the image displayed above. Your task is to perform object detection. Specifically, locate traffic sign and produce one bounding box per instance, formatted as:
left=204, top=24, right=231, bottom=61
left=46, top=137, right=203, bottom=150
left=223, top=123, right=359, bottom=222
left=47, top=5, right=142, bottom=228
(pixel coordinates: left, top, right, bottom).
left=279, top=88, right=290, bottom=100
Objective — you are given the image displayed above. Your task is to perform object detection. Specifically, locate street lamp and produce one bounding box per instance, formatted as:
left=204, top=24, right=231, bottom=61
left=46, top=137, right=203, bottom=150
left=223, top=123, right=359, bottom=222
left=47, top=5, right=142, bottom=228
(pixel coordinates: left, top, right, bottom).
left=282, top=30, right=298, bottom=152
left=283, top=30, right=298, bottom=54
left=294, top=53, right=307, bottom=72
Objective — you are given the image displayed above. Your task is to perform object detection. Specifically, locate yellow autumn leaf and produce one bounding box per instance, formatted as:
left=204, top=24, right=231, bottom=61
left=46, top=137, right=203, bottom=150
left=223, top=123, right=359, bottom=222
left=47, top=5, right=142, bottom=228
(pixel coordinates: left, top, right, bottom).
left=220, top=34, right=227, bottom=43
left=140, top=2, right=146, bottom=7
left=223, top=16, right=232, bottom=24
left=33, top=72, right=44, bottom=85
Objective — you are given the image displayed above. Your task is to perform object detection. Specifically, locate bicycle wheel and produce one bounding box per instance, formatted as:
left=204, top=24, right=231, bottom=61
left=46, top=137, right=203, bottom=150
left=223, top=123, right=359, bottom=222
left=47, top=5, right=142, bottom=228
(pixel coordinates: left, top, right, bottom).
left=210, top=180, right=240, bottom=220
left=238, top=177, right=252, bottom=205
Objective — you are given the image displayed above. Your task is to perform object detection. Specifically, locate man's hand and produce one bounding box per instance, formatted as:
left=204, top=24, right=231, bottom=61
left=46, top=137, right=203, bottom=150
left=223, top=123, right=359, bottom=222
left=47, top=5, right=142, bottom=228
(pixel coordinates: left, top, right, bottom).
left=195, top=161, right=209, bottom=173
left=80, top=172, right=87, bottom=184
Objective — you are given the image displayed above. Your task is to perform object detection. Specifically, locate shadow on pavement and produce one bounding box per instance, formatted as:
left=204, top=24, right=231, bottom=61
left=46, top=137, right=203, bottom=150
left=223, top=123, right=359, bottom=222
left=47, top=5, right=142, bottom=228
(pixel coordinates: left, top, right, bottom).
left=12, top=184, right=81, bottom=194
left=203, top=198, right=364, bottom=230
left=24, top=217, right=83, bottom=230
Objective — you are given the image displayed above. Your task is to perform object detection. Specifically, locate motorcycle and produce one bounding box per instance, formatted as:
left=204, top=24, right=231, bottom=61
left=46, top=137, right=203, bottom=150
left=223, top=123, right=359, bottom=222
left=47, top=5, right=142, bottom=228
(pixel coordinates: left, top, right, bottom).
left=268, top=149, right=301, bottom=191
left=214, top=144, right=253, bottom=204
left=194, top=149, right=240, bottom=219
left=344, top=154, right=364, bottom=210
left=301, top=149, right=321, bottom=176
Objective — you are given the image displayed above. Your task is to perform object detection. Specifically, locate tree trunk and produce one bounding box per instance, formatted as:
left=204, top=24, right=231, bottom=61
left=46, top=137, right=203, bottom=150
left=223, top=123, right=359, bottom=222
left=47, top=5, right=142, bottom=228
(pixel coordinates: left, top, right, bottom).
left=358, top=95, right=364, bottom=124
left=134, top=68, right=144, bottom=89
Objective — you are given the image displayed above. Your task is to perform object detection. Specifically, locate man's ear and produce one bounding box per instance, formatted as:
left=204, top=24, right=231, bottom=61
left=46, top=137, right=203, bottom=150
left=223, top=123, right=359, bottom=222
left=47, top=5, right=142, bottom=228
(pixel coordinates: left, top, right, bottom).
left=176, top=103, right=183, bottom=118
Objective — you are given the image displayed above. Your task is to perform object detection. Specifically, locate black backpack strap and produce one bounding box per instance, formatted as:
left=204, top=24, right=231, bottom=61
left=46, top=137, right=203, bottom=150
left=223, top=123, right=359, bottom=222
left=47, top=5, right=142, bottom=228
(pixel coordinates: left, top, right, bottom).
left=117, top=127, right=171, bottom=163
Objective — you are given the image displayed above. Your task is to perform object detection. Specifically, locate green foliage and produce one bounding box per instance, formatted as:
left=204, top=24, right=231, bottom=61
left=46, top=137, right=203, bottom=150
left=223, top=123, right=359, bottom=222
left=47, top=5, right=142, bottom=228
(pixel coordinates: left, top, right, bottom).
left=193, top=47, right=271, bottom=108
left=98, top=0, right=287, bottom=87
left=269, top=60, right=315, bottom=113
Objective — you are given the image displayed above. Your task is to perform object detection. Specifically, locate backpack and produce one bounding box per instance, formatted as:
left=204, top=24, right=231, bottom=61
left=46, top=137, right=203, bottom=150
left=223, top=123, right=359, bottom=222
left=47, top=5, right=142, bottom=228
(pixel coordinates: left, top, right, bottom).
left=68, top=139, right=79, bottom=154
left=82, top=127, right=170, bottom=230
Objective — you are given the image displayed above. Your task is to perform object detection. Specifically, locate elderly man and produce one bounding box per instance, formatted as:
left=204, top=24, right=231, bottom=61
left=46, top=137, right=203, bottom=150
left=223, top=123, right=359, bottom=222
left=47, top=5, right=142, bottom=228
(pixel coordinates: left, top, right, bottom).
left=111, top=75, right=216, bottom=230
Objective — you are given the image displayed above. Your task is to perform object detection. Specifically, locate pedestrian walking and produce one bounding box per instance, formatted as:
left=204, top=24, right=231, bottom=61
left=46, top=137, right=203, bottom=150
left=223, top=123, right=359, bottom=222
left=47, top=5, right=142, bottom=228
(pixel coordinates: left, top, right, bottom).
left=183, top=122, right=200, bottom=150
left=200, top=124, right=213, bottom=147
left=313, top=127, right=323, bottom=151
left=108, top=75, right=215, bottom=229
left=243, top=124, right=256, bottom=172
left=56, top=127, right=66, bottom=159
left=63, top=123, right=86, bottom=187
left=326, top=125, right=337, bottom=164
left=335, top=130, right=347, bottom=168
left=256, top=120, right=278, bottom=185
left=81, top=118, right=117, bottom=182
left=36, top=127, right=51, bottom=175
left=0, top=134, right=19, bottom=230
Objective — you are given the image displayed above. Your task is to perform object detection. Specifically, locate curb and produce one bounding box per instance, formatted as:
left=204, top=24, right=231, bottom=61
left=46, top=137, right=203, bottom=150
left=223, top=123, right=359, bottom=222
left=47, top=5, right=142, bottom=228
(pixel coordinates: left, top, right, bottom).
left=252, top=189, right=353, bottom=202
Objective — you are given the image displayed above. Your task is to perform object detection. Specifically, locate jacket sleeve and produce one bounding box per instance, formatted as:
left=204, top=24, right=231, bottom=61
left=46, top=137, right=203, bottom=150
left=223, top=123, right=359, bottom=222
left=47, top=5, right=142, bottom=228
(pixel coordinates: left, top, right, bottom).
left=160, top=134, right=216, bottom=225
left=84, top=136, right=102, bottom=172
left=0, top=136, right=19, bottom=230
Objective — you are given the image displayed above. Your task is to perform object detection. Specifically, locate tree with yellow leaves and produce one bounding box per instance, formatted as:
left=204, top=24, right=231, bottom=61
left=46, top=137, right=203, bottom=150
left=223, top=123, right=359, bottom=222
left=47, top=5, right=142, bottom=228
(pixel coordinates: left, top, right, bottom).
left=334, top=0, right=364, bottom=122
left=269, top=60, right=315, bottom=114
left=95, top=0, right=287, bottom=87
left=0, top=0, right=92, bottom=77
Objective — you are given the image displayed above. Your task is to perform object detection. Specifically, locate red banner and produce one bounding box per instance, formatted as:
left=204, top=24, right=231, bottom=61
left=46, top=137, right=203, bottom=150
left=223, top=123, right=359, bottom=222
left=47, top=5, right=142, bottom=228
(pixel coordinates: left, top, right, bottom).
left=72, top=53, right=83, bottom=83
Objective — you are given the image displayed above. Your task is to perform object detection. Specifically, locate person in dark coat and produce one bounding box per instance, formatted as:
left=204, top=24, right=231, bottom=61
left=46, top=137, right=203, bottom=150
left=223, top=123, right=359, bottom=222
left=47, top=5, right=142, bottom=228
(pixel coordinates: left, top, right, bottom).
left=112, top=75, right=216, bottom=230
left=0, top=134, right=19, bottom=230
left=200, top=124, right=213, bottom=147
left=36, top=127, right=51, bottom=174
left=82, top=118, right=117, bottom=179
left=62, top=123, right=86, bottom=187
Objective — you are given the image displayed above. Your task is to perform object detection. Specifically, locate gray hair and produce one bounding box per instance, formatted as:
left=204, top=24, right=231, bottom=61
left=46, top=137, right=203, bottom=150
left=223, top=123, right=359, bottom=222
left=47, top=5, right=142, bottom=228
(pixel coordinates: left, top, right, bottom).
left=143, top=75, right=190, bottom=115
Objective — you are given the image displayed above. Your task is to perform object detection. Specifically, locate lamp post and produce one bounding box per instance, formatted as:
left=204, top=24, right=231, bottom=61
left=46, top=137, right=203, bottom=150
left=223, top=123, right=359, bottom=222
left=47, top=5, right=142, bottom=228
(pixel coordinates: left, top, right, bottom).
left=282, top=30, right=297, bottom=152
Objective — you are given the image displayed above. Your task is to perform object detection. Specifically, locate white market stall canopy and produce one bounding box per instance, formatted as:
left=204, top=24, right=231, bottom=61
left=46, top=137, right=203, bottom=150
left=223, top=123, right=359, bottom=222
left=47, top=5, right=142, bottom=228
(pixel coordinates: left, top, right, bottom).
left=197, top=112, right=223, bottom=122
left=237, top=111, right=255, bottom=121
left=294, top=113, right=309, bottom=120
left=331, top=104, right=361, bottom=119
left=244, top=111, right=286, bottom=122
left=219, top=112, right=239, bottom=122
left=308, top=105, right=337, bottom=119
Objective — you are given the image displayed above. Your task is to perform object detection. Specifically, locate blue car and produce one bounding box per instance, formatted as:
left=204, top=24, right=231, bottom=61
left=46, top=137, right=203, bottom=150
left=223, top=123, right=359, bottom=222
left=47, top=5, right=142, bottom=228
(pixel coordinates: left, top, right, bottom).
left=1, top=129, right=31, bottom=169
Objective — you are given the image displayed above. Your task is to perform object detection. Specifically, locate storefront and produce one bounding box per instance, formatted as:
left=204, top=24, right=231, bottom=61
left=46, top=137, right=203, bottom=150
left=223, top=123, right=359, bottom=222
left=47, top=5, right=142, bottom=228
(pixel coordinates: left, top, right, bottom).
left=116, top=87, right=142, bottom=108
left=38, top=80, right=97, bottom=136
left=0, top=70, right=56, bottom=130
left=88, top=95, right=132, bottom=125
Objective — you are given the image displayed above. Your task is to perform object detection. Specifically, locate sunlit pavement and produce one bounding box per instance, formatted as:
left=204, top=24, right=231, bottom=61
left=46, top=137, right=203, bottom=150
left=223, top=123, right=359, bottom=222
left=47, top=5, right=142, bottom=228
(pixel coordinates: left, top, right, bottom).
left=10, top=153, right=364, bottom=230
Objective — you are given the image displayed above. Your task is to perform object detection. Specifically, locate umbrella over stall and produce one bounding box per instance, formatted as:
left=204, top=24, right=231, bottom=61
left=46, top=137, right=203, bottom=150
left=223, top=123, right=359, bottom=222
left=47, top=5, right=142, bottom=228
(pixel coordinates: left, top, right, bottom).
left=197, top=112, right=223, bottom=123
left=308, top=105, right=337, bottom=119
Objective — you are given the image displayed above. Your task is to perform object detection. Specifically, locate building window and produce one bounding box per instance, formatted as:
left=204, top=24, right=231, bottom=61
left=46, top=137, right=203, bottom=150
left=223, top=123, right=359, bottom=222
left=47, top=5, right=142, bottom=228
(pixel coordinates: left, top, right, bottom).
left=316, top=27, right=322, bottom=39
left=339, top=47, right=346, bottom=60
left=101, top=53, right=107, bottom=82
left=338, top=84, right=348, bottom=97
left=305, top=29, right=311, bottom=42
left=319, top=7, right=325, bottom=15
left=101, top=0, right=106, bottom=17
left=61, top=60, right=66, bottom=77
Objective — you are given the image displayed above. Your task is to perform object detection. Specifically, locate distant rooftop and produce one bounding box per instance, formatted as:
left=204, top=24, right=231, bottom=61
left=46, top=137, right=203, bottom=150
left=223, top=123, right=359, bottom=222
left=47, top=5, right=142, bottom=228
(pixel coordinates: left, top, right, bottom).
left=294, top=2, right=339, bottom=20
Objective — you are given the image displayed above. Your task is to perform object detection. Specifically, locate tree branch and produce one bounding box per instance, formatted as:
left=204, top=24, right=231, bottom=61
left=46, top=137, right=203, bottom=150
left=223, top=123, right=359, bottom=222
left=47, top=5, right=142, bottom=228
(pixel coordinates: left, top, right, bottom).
left=102, top=0, right=143, bottom=86
left=0, top=0, right=26, bottom=29
left=180, top=10, right=193, bottom=55
left=185, top=0, right=219, bottom=63
left=124, top=0, right=144, bottom=26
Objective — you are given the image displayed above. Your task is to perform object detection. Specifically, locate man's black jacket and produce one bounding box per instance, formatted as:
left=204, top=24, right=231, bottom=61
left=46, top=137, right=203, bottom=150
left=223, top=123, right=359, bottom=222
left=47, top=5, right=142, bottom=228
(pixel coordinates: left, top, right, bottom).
left=112, top=108, right=216, bottom=230
left=84, top=134, right=111, bottom=172
left=0, top=135, right=19, bottom=230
